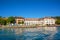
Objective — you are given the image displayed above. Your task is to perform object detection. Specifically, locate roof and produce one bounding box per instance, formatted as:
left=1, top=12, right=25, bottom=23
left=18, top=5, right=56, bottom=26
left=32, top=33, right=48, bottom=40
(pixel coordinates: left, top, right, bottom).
left=14, top=17, right=24, bottom=19
left=43, top=17, right=55, bottom=19
left=25, top=18, right=41, bottom=21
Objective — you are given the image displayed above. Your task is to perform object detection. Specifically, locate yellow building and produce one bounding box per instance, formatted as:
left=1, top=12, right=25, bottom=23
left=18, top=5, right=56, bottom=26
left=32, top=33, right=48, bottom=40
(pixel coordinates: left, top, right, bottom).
left=15, top=17, right=24, bottom=24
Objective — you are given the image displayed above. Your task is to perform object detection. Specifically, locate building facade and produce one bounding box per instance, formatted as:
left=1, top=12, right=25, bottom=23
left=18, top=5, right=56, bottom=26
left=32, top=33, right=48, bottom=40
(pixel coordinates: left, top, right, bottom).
left=43, top=17, right=55, bottom=25
left=24, top=18, right=40, bottom=25
left=15, top=17, right=56, bottom=26
left=15, top=17, right=24, bottom=24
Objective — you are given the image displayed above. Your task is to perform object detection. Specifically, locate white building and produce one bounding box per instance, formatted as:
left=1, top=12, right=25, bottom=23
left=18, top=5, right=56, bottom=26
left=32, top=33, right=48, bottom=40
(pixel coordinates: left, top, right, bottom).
left=43, top=17, right=56, bottom=25
left=24, top=17, right=55, bottom=26
left=15, top=17, right=56, bottom=26
left=24, top=18, right=40, bottom=26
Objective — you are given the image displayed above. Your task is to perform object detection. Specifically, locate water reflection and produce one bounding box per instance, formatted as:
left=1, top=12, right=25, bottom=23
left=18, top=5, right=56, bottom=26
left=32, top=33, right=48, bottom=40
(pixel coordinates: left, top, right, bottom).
left=0, top=26, right=60, bottom=40
left=53, top=27, right=60, bottom=40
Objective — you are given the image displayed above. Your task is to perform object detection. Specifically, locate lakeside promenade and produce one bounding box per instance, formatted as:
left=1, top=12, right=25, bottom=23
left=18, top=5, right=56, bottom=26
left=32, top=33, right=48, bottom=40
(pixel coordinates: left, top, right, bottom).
left=0, top=25, right=60, bottom=29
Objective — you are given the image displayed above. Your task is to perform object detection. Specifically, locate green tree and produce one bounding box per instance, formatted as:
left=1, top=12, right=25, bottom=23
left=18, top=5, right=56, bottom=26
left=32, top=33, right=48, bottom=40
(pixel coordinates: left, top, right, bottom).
left=0, top=16, right=2, bottom=25
left=21, top=21, right=24, bottom=24
left=55, top=19, right=60, bottom=25
left=0, top=17, right=7, bottom=25
left=55, top=16, right=60, bottom=19
left=0, top=19, right=6, bottom=25
left=18, top=21, right=24, bottom=24
left=7, top=16, right=15, bottom=24
left=0, top=16, right=2, bottom=18
left=52, top=16, right=60, bottom=25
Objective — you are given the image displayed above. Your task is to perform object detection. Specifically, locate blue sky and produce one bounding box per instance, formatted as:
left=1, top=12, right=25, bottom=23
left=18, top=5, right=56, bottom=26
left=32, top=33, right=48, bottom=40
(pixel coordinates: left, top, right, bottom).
left=0, top=0, right=60, bottom=18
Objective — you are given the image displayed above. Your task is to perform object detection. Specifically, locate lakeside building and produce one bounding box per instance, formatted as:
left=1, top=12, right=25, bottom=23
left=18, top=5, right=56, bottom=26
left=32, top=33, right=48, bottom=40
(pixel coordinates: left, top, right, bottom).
left=43, top=17, right=55, bottom=26
left=15, top=17, right=24, bottom=24
left=24, top=18, right=41, bottom=26
left=15, top=17, right=56, bottom=26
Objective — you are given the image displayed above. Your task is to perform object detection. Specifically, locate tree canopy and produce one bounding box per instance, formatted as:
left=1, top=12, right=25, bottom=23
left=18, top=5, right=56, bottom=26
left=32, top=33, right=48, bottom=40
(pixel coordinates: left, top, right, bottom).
left=53, top=16, right=60, bottom=25
left=0, top=16, right=7, bottom=25
left=7, top=16, right=15, bottom=24
left=0, top=16, right=15, bottom=25
left=18, top=21, right=24, bottom=24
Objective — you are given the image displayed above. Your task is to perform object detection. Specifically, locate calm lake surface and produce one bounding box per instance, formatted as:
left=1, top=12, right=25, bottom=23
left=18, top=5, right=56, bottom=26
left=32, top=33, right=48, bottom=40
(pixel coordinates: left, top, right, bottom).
left=0, top=26, right=60, bottom=40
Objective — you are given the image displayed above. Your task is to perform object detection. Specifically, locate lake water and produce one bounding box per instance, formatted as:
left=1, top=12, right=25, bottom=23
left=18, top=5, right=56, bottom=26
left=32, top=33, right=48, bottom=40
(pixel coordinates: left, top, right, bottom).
left=0, top=27, right=60, bottom=40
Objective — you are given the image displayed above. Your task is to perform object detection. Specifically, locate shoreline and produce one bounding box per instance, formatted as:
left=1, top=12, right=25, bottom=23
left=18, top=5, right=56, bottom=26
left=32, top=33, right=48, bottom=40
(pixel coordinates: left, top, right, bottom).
left=0, top=25, right=60, bottom=29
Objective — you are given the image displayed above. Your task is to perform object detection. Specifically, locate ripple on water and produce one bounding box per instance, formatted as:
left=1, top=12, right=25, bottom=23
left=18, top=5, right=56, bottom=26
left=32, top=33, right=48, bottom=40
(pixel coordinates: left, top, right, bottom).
left=0, top=27, right=60, bottom=40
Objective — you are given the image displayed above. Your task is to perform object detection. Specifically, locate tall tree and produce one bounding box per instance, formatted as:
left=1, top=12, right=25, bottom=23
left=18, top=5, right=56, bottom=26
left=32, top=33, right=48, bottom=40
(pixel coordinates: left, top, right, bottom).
left=53, top=16, right=60, bottom=25
left=7, top=16, right=15, bottom=24
left=55, top=19, right=60, bottom=25
left=0, top=16, right=7, bottom=25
